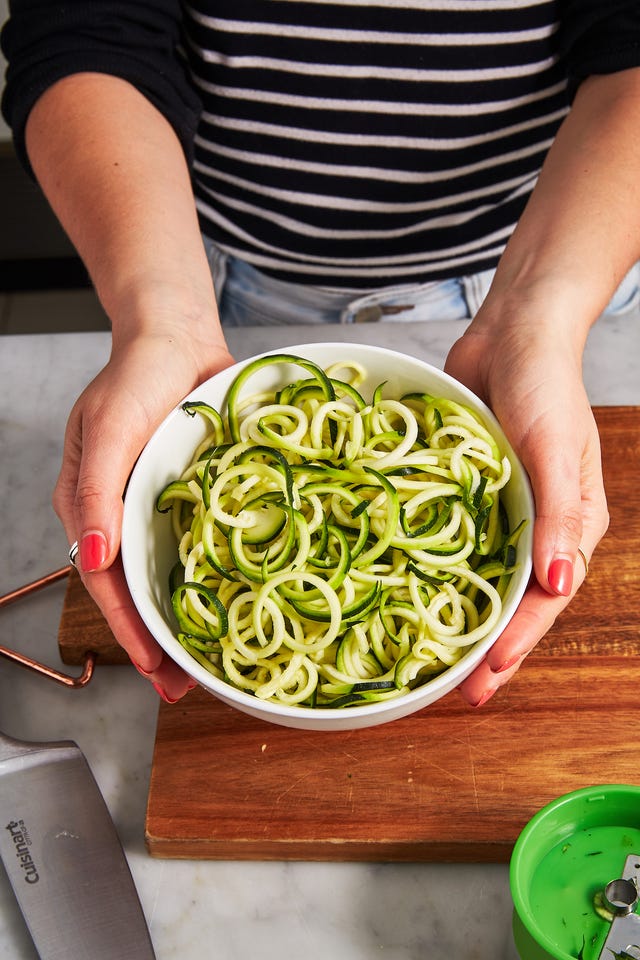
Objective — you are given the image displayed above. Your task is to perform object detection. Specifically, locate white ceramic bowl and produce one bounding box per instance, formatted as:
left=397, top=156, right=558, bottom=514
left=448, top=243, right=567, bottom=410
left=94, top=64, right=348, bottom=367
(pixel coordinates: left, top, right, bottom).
left=121, top=343, right=533, bottom=730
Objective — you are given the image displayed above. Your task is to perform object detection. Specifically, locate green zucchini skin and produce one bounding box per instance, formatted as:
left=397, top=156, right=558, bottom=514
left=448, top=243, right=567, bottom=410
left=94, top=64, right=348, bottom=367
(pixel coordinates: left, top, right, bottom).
left=156, top=355, right=522, bottom=708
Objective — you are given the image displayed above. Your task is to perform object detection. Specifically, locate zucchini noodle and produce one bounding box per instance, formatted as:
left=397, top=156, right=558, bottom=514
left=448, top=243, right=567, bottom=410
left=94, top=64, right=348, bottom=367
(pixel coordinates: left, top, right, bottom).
left=156, top=354, right=525, bottom=709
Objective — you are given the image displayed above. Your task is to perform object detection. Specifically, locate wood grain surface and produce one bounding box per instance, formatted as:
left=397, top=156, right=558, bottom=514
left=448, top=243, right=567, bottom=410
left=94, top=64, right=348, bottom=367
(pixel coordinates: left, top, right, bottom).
left=146, top=658, right=640, bottom=862
left=56, top=407, right=640, bottom=861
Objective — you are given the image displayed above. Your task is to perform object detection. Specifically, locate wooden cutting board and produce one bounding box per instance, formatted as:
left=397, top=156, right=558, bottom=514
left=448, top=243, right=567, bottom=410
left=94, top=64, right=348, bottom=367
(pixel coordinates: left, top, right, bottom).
left=58, top=407, right=640, bottom=862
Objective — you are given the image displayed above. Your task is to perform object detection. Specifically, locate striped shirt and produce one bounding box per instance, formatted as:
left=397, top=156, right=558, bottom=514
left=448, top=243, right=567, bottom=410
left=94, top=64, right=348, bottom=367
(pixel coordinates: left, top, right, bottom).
left=186, top=0, right=569, bottom=289
left=3, top=0, right=640, bottom=290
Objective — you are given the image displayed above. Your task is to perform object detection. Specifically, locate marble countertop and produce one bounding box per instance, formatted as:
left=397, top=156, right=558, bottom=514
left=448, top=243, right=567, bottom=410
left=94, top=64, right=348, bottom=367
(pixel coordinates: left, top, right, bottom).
left=1, top=312, right=638, bottom=960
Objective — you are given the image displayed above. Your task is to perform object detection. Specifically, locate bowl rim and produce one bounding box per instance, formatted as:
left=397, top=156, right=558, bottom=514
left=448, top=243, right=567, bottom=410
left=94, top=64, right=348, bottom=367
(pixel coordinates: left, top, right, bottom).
left=122, top=342, right=534, bottom=723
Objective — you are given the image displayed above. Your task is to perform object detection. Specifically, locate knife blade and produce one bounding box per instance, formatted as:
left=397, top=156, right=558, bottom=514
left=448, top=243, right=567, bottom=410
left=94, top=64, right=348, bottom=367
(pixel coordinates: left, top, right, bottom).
left=0, top=729, right=156, bottom=959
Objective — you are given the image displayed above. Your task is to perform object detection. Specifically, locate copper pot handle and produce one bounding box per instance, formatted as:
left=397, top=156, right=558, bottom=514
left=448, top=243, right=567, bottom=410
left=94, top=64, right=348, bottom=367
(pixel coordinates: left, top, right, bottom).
left=0, top=566, right=96, bottom=687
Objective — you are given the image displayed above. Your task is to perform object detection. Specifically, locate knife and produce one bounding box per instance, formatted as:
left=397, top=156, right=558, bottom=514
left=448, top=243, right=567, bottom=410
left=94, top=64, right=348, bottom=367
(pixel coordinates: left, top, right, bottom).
left=0, top=728, right=156, bottom=959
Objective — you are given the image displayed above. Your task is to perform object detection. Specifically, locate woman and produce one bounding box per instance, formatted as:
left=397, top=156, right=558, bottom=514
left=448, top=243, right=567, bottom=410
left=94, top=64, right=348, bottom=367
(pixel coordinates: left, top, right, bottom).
left=2, top=0, right=638, bottom=704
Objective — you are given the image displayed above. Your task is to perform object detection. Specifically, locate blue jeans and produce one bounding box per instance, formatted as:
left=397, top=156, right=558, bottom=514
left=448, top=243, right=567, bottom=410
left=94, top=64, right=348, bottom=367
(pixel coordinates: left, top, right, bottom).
left=203, top=240, right=640, bottom=328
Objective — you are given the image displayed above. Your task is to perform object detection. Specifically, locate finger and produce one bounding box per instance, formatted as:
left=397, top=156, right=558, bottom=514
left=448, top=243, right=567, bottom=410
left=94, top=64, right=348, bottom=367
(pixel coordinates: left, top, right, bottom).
left=79, top=405, right=150, bottom=570
left=458, top=559, right=590, bottom=706
left=82, top=557, right=195, bottom=700
left=443, top=329, right=487, bottom=400
left=518, top=390, right=607, bottom=595
left=54, top=382, right=153, bottom=573
left=84, top=556, right=163, bottom=671
left=148, top=655, right=199, bottom=703
left=458, top=582, right=562, bottom=706
left=53, top=400, right=85, bottom=540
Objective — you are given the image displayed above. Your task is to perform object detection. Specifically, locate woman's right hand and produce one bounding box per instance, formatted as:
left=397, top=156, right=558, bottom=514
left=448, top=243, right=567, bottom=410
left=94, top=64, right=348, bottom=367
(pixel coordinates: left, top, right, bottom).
left=16, top=72, right=239, bottom=700
left=53, top=324, right=236, bottom=702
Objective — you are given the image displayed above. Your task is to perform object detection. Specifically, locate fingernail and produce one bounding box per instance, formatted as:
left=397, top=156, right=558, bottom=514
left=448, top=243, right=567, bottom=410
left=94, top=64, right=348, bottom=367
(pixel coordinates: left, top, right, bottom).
left=494, top=654, right=521, bottom=674
left=152, top=681, right=179, bottom=704
left=186, top=678, right=199, bottom=691
left=470, top=689, right=496, bottom=708
left=548, top=557, right=573, bottom=596
left=132, top=660, right=153, bottom=679
left=79, top=531, right=108, bottom=572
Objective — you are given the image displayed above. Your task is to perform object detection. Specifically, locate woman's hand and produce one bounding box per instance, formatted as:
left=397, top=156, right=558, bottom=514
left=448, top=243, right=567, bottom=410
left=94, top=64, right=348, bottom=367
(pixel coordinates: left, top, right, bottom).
left=445, top=300, right=609, bottom=707
left=441, top=68, right=640, bottom=707
left=19, top=73, right=235, bottom=702
left=53, top=326, right=235, bottom=702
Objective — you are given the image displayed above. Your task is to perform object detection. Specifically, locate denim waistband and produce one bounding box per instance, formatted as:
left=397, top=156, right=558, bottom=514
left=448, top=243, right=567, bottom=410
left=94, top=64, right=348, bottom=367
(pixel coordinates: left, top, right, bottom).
left=203, top=240, right=494, bottom=326
left=203, top=239, right=640, bottom=328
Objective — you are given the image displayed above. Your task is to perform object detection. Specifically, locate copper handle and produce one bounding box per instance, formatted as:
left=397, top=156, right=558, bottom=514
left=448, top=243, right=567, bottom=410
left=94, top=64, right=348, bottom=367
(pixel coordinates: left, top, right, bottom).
left=0, top=566, right=96, bottom=687
left=0, top=565, right=71, bottom=608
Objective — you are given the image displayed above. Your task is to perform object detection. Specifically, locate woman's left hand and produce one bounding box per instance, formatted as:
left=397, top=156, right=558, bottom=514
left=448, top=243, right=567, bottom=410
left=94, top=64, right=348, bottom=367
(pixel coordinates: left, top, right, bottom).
left=444, top=301, right=609, bottom=707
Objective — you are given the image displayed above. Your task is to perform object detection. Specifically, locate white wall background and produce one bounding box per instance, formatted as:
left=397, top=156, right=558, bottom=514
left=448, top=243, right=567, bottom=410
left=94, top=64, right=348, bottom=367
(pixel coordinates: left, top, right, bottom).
left=1, top=0, right=10, bottom=139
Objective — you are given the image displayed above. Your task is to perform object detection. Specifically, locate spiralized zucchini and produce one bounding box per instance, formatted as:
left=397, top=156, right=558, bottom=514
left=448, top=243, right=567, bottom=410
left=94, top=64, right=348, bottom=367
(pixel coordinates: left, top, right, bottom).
left=156, top=354, right=525, bottom=709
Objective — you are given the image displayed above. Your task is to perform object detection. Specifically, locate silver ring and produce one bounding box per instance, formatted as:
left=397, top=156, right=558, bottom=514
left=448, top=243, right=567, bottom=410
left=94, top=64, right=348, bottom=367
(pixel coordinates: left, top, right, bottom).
left=68, top=541, right=79, bottom=568
left=577, top=547, right=589, bottom=576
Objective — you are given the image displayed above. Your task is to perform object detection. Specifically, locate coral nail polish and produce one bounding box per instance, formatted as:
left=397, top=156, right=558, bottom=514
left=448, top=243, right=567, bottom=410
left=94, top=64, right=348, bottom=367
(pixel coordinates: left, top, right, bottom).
left=79, top=531, right=108, bottom=572
left=548, top=557, right=573, bottom=596
left=495, top=654, right=521, bottom=674
left=472, top=689, right=496, bottom=708
left=153, top=682, right=179, bottom=704
left=132, top=660, right=153, bottom=679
